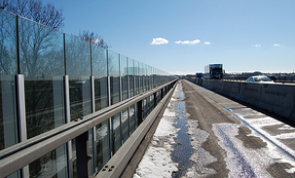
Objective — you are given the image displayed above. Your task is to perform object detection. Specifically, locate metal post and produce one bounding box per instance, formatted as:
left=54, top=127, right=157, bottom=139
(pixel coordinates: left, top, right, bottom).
left=137, top=100, right=143, bottom=125
left=92, top=127, right=97, bottom=173
left=64, top=75, right=71, bottom=124
left=107, top=50, right=113, bottom=158
left=91, top=76, right=95, bottom=113
left=15, top=16, right=20, bottom=74
left=138, top=75, right=141, bottom=94
left=64, top=75, right=73, bottom=178
left=133, top=74, right=136, bottom=96
left=90, top=43, right=92, bottom=76
left=118, top=55, right=124, bottom=144
left=127, top=58, right=130, bottom=99
left=90, top=75, right=97, bottom=174
left=119, top=54, right=122, bottom=102
left=63, top=33, right=67, bottom=75
left=16, top=74, right=29, bottom=178
left=128, top=107, right=131, bottom=135
left=120, top=111, right=124, bottom=144
left=153, top=92, right=157, bottom=107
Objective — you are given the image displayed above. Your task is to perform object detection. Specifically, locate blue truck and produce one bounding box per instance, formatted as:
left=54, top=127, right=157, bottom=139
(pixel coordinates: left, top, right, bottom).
left=204, top=64, right=223, bottom=79
left=196, top=73, right=203, bottom=79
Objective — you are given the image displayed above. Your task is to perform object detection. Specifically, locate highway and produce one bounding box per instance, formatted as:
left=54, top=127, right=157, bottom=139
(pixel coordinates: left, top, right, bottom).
left=132, top=79, right=295, bottom=178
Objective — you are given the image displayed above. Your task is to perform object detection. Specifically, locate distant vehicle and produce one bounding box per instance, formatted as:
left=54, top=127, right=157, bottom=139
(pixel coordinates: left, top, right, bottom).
left=268, top=76, right=277, bottom=82
left=204, top=64, right=223, bottom=79
left=245, top=75, right=274, bottom=83
left=196, top=73, right=203, bottom=79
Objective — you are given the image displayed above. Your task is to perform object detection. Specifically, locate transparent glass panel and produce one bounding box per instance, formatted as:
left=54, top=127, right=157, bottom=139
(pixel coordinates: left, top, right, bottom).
left=138, top=62, right=142, bottom=93
left=120, top=55, right=128, bottom=101
left=65, top=34, right=91, bottom=121
left=92, top=46, right=108, bottom=111
left=153, top=68, right=156, bottom=89
left=150, top=94, right=154, bottom=113
left=108, top=51, right=120, bottom=105
left=143, top=98, right=147, bottom=119
left=122, top=109, right=129, bottom=143
left=7, top=170, right=21, bottom=178
left=19, top=16, right=65, bottom=139
left=96, top=120, right=110, bottom=171
left=141, top=63, right=145, bottom=93
left=0, top=75, right=18, bottom=150
left=128, top=58, right=134, bottom=97
left=134, top=104, right=138, bottom=129
left=146, top=96, right=150, bottom=116
left=133, top=61, right=139, bottom=95
left=145, top=64, right=148, bottom=91
left=0, top=11, right=18, bottom=152
left=157, top=91, right=161, bottom=104
left=72, top=139, right=77, bottom=178
left=148, top=66, right=151, bottom=90
left=145, top=65, right=148, bottom=91
left=111, top=113, right=121, bottom=154
left=129, top=105, right=135, bottom=134
left=29, top=144, right=68, bottom=178
left=89, top=129, right=95, bottom=176
left=0, top=11, right=17, bottom=75
left=145, top=65, right=149, bottom=91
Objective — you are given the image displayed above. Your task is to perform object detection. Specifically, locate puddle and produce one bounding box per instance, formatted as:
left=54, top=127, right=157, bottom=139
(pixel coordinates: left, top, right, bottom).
left=172, top=84, right=194, bottom=177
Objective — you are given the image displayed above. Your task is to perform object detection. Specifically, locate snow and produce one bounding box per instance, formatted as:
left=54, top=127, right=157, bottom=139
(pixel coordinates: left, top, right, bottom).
left=185, top=119, right=217, bottom=177
left=133, top=83, right=182, bottom=178
left=212, top=123, right=273, bottom=177
left=134, top=81, right=295, bottom=177
left=213, top=112, right=295, bottom=177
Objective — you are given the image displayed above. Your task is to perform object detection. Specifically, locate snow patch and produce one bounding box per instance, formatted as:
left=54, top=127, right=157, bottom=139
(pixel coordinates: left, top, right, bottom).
left=186, top=119, right=217, bottom=176
left=133, top=83, right=182, bottom=178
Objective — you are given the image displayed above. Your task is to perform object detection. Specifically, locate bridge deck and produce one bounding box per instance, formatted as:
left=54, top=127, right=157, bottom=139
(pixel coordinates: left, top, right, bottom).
left=131, top=79, right=295, bottom=178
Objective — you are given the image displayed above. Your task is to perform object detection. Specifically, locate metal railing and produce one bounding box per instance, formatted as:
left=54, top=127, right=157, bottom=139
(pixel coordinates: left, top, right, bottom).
left=0, top=9, right=178, bottom=178
left=0, top=79, right=177, bottom=178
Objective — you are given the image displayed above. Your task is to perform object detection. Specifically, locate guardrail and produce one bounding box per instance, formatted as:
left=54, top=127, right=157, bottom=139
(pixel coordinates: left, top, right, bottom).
left=96, top=80, right=177, bottom=178
left=0, top=79, right=177, bottom=178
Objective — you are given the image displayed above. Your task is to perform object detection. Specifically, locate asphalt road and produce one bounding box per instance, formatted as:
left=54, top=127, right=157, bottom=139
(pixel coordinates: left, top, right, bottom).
left=182, top=79, right=295, bottom=178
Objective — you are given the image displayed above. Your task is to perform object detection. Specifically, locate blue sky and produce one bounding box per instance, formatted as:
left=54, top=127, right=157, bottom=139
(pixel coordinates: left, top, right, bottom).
left=43, top=0, right=295, bottom=75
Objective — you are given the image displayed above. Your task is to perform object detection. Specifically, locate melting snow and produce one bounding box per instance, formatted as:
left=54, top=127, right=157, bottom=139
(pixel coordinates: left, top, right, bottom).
left=133, top=83, right=182, bottom=178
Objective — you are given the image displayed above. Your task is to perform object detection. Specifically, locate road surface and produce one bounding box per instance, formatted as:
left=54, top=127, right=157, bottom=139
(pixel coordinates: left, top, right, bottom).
left=131, top=80, right=295, bottom=178
left=182, top=79, right=295, bottom=177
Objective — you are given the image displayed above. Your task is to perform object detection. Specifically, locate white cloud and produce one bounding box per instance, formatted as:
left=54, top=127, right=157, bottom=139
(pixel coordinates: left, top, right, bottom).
left=253, top=44, right=261, bottom=47
left=273, top=43, right=280, bottom=47
left=150, top=37, right=169, bottom=45
left=175, top=39, right=200, bottom=45
left=204, top=41, right=211, bottom=45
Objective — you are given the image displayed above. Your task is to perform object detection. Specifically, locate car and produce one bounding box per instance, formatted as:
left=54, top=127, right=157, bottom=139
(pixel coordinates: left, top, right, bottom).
left=245, top=75, right=275, bottom=83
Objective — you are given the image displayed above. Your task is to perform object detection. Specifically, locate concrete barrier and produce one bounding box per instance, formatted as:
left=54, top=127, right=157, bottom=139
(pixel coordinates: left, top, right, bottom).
left=211, top=80, right=217, bottom=91
left=216, top=81, right=223, bottom=93
left=200, top=80, right=295, bottom=121
left=222, top=81, right=233, bottom=96
left=202, top=80, right=213, bottom=90
left=229, top=82, right=241, bottom=99
left=258, top=84, right=295, bottom=119
left=238, top=83, right=262, bottom=106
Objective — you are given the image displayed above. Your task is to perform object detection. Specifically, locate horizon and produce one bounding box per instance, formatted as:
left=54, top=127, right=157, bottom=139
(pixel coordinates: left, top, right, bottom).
left=174, top=70, right=295, bottom=76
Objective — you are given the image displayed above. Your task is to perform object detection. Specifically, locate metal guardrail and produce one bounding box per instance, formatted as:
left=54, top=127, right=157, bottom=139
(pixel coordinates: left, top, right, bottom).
left=96, top=80, right=177, bottom=178
left=0, top=79, right=177, bottom=178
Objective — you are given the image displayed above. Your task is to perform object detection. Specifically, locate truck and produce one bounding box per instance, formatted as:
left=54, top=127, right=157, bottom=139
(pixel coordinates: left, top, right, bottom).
left=196, top=73, right=203, bottom=79
left=204, top=64, right=223, bottom=79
